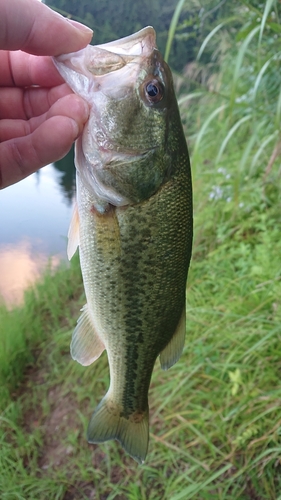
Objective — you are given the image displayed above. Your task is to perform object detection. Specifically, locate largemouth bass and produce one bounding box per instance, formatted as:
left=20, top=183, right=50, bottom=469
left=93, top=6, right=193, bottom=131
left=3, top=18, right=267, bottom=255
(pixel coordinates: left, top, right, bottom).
left=54, top=27, right=192, bottom=464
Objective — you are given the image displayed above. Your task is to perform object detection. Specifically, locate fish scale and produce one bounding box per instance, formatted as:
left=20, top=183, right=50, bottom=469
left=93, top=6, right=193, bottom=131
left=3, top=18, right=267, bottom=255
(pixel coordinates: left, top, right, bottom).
left=54, top=26, right=192, bottom=463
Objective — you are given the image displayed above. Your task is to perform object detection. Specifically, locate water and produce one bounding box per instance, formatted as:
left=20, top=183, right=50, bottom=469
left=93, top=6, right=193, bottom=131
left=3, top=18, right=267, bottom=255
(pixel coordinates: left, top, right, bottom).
left=0, top=149, right=76, bottom=307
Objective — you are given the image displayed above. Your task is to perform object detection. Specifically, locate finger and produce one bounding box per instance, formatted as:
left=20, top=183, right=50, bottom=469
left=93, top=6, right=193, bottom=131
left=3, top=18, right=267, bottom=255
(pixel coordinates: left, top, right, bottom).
left=0, top=117, right=81, bottom=188
left=0, top=51, right=66, bottom=88
left=0, top=84, right=73, bottom=120
left=0, top=93, right=89, bottom=141
left=0, top=0, right=93, bottom=55
left=0, top=101, right=89, bottom=189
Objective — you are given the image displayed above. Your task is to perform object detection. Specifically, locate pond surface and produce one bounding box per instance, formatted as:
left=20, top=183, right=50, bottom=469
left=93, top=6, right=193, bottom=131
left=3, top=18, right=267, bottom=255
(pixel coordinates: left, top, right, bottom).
left=0, top=149, right=76, bottom=307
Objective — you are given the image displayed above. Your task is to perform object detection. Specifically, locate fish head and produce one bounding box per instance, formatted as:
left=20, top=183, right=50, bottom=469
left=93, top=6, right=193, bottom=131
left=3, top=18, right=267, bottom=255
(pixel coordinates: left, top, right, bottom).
left=54, top=27, right=184, bottom=210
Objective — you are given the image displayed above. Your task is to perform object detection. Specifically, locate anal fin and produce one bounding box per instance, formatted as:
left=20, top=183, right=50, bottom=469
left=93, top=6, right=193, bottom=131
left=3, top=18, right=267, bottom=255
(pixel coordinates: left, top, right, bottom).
left=71, top=304, right=105, bottom=366
left=160, top=306, right=186, bottom=370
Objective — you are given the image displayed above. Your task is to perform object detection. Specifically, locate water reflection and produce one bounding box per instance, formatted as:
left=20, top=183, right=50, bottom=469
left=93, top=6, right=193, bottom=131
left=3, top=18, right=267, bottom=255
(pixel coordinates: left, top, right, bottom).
left=53, top=147, right=76, bottom=205
left=0, top=151, right=76, bottom=308
left=0, top=241, right=60, bottom=308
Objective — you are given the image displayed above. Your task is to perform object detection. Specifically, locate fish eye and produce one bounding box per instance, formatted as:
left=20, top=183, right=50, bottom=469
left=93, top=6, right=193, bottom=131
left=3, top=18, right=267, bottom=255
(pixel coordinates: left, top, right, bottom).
left=144, top=79, right=164, bottom=104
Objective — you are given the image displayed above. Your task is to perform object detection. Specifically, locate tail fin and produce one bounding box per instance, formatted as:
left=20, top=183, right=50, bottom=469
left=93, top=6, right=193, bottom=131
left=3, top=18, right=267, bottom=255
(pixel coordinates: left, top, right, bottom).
left=87, top=395, right=149, bottom=464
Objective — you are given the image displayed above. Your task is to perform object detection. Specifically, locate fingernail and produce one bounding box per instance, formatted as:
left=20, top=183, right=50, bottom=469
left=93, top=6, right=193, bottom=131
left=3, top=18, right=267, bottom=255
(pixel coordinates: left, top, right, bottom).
left=70, top=119, right=80, bottom=140
left=81, top=99, right=90, bottom=121
left=67, top=19, right=93, bottom=36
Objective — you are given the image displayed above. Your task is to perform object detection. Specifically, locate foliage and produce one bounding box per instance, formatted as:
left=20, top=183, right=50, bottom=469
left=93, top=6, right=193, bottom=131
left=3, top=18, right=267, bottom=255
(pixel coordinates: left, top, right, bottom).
left=1, top=187, right=281, bottom=498
left=183, top=0, right=281, bottom=183
left=0, top=257, right=83, bottom=407
left=45, top=0, right=182, bottom=69
left=45, top=0, right=236, bottom=71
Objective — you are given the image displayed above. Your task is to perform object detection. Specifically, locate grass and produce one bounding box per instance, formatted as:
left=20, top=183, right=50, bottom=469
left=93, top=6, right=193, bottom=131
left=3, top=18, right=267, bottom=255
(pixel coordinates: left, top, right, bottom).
left=1, top=1, right=281, bottom=498
left=1, top=178, right=281, bottom=499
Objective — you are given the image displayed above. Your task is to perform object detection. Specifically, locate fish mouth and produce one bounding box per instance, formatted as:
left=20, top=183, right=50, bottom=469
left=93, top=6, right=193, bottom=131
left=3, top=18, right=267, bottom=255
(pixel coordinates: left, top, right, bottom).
left=54, top=27, right=157, bottom=79
left=96, top=26, right=156, bottom=57
left=53, top=27, right=161, bottom=208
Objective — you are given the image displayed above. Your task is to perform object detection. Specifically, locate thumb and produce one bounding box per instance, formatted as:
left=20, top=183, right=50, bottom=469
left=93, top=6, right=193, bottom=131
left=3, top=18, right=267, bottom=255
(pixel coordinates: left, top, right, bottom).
left=0, top=0, right=93, bottom=55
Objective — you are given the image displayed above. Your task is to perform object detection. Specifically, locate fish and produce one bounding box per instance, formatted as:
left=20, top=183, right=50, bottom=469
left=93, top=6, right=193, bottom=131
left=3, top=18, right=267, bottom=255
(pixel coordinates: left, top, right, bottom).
left=53, top=26, right=192, bottom=464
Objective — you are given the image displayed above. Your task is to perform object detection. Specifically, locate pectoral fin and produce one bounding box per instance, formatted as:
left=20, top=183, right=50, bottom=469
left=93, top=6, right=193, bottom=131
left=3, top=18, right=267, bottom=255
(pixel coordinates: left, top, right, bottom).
left=71, top=304, right=105, bottom=366
left=67, top=202, right=80, bottom=260
left=160, top=306, right=186, bottom=370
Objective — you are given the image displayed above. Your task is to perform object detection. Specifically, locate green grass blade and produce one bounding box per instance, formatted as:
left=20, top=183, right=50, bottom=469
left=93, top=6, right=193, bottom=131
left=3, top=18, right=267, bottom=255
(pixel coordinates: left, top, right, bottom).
left=275, top=85, right=281, bottom=128
left=250, top=131, right=278, bottom=172
left=216, top=115, right=252, bottom=163
left=178, top=92, right=204, bottom=106
left=193, top=104, right=227, bottom=158
left=170, top=464, right=233, bottom=500
left=259, top=0, right=276, bottom=44
left=239, top=120, right=265, bottom=172
left=196, top=23, right=224, bottom=61
left=252, top=52, right=281, bottom=101
left=230, top=25, right=260, bottom=107
left=165, top=0, right=187, bottom=63
left=196, top=16, right=238, bottom=61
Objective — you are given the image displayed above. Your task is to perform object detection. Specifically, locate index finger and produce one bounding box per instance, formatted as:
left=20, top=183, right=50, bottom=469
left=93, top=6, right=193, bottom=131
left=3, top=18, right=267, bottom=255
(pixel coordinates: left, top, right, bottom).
left=0, top=0, right=93, bottom=55
left=0, top=50, right=66, bottom=87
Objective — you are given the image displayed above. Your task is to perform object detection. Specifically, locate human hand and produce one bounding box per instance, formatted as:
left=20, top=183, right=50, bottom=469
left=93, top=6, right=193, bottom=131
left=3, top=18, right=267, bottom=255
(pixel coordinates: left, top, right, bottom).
left=0, top=0, right=93, bottom=189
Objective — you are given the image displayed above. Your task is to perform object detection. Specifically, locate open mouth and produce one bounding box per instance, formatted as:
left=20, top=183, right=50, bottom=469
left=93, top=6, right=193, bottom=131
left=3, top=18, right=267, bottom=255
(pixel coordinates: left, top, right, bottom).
left=96, top=26, right=156, bottom=57
left=54, top=27, right=157, bottom=79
